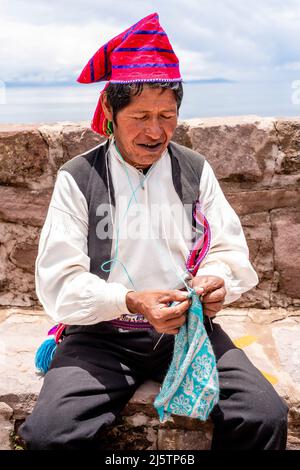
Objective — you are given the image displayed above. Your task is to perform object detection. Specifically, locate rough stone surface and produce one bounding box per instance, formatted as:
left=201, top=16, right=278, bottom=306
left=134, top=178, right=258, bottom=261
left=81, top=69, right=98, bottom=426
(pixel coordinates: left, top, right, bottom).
left=172, top=122, right=193, bottom=149
left=215, top=310, right=300, bottom=450
left=61, top=122, right=105, bottom=160
left=37, top=122, right=104, bottom=184
left=227, top=188, right=300, bottom=216
left=271, top=208, right=300, bottom=300
left=235, top=212, right=273, bottom=308
left=0, top=309, right=51, bottom=419
left=9, top=243, right=38, bottom=274
left=0, top=307, right=299, bottom=450
left=0, top=186, right=51, bottom=227
left=0, top=401, right=13, bottom=420
left=273, top=118, right=300, bottom=186
left=0, top=126, right=50, bottom=188
left=187, top=116, right=277, bottom=189
left=158, top=429, right=211, bottom=450
left=0, top=223, right=40, bottom=307
left=0, top=402, right=14, bottom=450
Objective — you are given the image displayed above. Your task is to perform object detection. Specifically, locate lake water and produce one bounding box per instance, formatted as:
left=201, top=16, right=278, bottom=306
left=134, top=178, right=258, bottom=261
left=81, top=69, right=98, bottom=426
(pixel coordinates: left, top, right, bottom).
left=0, top=80, right=299, bottom=124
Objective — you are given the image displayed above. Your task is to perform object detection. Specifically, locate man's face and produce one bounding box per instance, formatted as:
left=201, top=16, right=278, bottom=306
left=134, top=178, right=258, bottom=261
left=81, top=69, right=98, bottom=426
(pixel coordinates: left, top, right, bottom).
left=103, top=86, right=178, bottom=168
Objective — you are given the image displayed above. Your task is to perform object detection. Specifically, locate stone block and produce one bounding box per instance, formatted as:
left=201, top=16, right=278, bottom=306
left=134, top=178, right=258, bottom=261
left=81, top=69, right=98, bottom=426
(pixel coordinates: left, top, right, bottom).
left=273, top=118, right=300, bottom=175
left=0, top=186, right=51, bottom=227
left=0, top=223, right=40, bottom=307
left=0, top=125, right=49, bottom=188
left=158, top=428, right=212, bottom=450
left=61, top=122, right=105, bottom=160
left=96, top=417, right=158, bottom=450
left=0, top=402, right=14, bottom=450
left=0, top=311, right=50, bottom=419
left=172, top=122, right=193, bottom=149
left=9, top=243, right=37, bottom=274
left=271, top=208, right=300, bottom=299
left=187, top=116, right=276, bottom=190
left=234, top=212, right=273, bottom=308
left=227, top=189, right=300, bottom=216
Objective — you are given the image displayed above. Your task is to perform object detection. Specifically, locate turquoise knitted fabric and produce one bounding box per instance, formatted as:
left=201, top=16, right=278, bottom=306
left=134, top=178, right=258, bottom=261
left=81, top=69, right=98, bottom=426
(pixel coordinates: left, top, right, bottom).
left=154, top=291, right=219, bottom=421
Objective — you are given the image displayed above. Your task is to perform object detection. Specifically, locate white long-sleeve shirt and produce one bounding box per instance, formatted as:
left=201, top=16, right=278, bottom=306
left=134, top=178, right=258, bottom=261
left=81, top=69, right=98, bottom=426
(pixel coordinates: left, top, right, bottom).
left=35, top=140, right=258, bottom=325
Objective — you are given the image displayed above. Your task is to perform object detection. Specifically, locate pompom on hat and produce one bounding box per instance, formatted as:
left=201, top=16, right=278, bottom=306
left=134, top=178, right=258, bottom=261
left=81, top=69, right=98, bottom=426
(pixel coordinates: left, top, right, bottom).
left=77, top=12, right=182, bottom=136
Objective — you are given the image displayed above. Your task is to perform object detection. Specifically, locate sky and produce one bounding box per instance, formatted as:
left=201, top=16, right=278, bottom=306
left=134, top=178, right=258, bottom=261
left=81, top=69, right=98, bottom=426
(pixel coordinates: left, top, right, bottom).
left=1, top=0, right=300, bottom=85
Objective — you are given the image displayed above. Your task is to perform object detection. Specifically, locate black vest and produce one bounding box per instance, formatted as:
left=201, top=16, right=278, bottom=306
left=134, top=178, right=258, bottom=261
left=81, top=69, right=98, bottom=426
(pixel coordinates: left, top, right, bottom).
left=60, top=139, right=206, bottom=283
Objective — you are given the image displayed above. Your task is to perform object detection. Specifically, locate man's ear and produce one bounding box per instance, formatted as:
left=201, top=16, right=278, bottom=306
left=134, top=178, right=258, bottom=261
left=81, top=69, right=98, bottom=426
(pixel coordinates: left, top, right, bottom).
left=100, top=92, right=113, bottom=121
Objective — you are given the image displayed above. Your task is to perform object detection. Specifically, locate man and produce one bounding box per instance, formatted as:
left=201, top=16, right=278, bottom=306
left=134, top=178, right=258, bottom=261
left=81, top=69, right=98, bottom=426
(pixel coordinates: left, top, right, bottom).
left=19, top=13, right=288, bottom=450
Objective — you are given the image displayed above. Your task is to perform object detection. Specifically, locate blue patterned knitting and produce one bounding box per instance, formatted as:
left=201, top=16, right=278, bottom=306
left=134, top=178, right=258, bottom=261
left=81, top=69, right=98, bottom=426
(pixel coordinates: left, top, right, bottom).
left=154, top=291, right=219, bottom=421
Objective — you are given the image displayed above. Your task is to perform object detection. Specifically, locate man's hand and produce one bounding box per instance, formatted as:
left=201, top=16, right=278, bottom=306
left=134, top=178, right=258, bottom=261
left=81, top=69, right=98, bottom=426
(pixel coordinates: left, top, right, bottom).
left=191, top=275, right=226, bottom=318
left=126, top=289, right=191, bottom=335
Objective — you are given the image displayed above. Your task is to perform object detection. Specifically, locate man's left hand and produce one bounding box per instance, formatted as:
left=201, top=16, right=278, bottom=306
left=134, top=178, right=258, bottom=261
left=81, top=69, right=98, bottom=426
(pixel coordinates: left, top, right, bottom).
left=191, top=275, right=226, bottom=318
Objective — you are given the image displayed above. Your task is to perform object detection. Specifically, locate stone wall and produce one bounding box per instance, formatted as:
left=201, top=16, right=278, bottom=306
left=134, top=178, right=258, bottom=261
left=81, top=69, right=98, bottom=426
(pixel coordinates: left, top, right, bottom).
left=0, top=116, right=299, bottom=310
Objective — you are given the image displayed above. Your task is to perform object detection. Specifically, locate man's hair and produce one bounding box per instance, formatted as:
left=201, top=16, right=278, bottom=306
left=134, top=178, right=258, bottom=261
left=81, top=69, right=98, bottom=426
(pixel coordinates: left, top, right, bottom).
left=106, top=81, right=183, bottom=123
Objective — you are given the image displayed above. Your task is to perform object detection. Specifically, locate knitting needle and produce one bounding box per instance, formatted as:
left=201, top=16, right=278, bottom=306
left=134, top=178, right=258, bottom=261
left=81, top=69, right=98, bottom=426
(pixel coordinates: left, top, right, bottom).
left=153, top=333, right=165, bottom=351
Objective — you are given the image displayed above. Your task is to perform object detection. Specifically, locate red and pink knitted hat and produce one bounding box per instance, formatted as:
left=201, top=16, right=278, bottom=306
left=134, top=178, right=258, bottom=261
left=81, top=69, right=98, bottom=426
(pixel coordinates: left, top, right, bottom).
left=77, top=12, right=182, bottom=136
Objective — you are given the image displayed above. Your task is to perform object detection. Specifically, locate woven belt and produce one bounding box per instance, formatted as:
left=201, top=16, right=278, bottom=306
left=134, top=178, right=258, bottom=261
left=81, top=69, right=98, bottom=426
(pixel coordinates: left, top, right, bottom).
left=108, top=314, right=215, bottom=331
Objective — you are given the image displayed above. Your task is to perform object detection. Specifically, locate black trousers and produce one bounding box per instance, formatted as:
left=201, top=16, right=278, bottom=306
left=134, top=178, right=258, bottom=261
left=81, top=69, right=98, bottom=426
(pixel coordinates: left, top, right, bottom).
left=19, top=320, right=288, bottom=450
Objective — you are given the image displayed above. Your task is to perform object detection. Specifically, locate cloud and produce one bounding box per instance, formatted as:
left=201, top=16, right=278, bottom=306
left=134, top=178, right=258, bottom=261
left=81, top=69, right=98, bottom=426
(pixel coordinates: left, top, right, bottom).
left=1, top=0, right=300, bottom=84
left=0, top=17, right=122, bottom=83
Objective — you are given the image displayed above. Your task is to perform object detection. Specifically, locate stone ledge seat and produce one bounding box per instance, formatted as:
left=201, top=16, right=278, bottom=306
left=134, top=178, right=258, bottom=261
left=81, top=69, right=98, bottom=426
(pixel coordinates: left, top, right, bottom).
left=0, top=307, right=300, bottom=450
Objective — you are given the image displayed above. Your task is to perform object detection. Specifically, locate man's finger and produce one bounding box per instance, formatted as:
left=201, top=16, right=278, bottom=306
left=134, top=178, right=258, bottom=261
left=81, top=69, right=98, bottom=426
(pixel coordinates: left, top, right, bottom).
left=203, top=302, right=222, bottom=312
left=163, top=328, right=180, bottom=335
left=192, top=276, right=225, bottom=295
left=203, top=302, right=224, bottom=316
left=203, top=309, right=217, bottom=318
left=202, top=287, right=226, bottom=303
left=159, top=290, right=190, bottom=304
left=160, top=299, right=191, bottom=317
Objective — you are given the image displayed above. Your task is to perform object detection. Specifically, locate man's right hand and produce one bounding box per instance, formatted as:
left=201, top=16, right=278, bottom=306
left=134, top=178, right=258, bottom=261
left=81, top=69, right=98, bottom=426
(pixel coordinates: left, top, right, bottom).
left=125, top=289, right=192, bottom=335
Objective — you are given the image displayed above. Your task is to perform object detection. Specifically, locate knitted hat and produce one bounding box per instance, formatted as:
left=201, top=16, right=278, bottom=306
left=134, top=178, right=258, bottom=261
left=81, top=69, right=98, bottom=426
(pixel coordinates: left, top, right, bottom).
left=77, top=12, right=182, bottom=136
